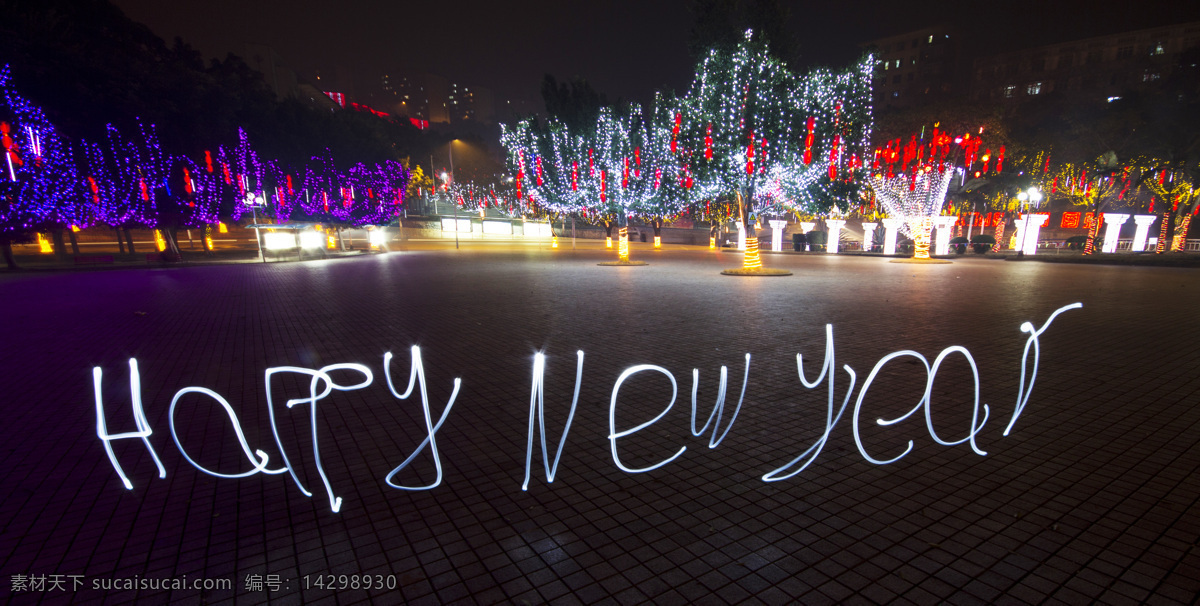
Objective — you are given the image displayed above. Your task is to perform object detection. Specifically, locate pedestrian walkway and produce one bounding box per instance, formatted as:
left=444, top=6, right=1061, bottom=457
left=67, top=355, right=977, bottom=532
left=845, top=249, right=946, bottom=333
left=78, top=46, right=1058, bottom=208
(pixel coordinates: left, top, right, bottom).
left=1, top=247, right=1197, bottom=604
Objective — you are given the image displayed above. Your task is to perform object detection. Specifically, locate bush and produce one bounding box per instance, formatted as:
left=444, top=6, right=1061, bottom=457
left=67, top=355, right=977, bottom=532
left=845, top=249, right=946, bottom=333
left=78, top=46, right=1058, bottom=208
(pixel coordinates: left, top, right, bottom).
left=806, top=230, right=827, bottom=252
left=970, top=234, right=996, bottom=255
left=950, top=236, right=969, bottom=255
left=1065, top=235, right=1087, bottom=250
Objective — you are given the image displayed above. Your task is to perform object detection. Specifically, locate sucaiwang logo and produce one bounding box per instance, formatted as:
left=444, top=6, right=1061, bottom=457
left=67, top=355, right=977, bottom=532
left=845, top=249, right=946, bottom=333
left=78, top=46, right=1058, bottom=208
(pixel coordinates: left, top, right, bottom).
left=93, top=303, right=1082, bottom=513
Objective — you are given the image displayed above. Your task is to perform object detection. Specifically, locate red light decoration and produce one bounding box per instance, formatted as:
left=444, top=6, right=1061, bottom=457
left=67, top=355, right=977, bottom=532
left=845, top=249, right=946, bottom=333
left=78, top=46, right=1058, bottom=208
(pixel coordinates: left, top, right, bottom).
left=705, top=123, right=713, bottom=160
left=1061, top=212, right=1080, bottom=229
left=571, top=161, right=578, bottom=191
left=622, top=157, right=629, bottom=189
left=1043, top=155, right=1050, bottom=173
left=286, top=174, right=294, bottom=195
left=88, top=176, right=100, bottom=203
left=588, top=149, right=594, bottom=177
left=140, top=179, right=149, bottom=202
left=671, top=112, right=682, bottom=154
left=996, top=146, right=1005, bottom=173
left=634, top=147, right=641, bottom=177
left=536, top=156, right=543, bottom=187
left=204, top=150, right=214, bottom=173
left=182, top=167, right=193, bottom=194
left=600, top=170, right=606, bottom=202
left=829, top=135, right=840, bottom=181
left=746, top=132, right=755, bottom=175
left=804, top=117, right=815, bottom=165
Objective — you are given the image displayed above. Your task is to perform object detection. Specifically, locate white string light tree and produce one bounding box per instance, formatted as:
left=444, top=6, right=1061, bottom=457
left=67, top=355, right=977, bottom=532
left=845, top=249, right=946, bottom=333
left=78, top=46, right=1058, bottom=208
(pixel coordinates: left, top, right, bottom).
left=500, top=116, right=590, bottom=247
left=869, top=166, right=956, bottom=262
left=589, top=105, right=657, bottom=265
left=673, top=30, right=873, bottom=275
left=869, top=127, right=982, bottom=263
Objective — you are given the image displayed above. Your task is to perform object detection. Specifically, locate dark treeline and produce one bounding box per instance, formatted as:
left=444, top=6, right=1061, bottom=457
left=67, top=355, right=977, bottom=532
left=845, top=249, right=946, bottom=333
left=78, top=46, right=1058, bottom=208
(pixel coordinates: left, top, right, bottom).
left=0, top=0, right=427, bottom=169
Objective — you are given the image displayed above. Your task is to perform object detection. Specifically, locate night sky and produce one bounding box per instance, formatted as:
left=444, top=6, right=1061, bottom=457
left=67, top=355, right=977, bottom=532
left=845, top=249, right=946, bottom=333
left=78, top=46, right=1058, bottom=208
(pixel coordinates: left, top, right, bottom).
left=110, top=0, right=1200, bottom=113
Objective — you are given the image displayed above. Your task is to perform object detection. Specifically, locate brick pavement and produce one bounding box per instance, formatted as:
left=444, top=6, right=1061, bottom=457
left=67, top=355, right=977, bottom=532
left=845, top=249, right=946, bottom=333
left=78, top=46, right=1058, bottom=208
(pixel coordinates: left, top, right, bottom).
left=1, top=244, right=1198, bottom=604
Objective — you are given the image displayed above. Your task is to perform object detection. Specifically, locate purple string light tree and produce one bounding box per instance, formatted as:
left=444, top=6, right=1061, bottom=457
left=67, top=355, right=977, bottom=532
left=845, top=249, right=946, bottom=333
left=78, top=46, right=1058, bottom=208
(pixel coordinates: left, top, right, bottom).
left=0, top=65, right=87, bottom=266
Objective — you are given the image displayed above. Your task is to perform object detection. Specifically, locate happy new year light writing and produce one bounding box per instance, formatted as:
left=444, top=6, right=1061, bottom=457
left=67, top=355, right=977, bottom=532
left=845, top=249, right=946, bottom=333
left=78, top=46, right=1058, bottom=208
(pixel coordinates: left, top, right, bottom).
left=93, top=304, right=1081, bottom=512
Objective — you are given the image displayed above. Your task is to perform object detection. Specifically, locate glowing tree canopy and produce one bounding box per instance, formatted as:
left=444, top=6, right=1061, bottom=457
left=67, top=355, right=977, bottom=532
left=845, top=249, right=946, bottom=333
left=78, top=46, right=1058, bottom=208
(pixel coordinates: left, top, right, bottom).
left=0, top=65, right=86, bottom=237
left=674, top=31, right=873, bottom=231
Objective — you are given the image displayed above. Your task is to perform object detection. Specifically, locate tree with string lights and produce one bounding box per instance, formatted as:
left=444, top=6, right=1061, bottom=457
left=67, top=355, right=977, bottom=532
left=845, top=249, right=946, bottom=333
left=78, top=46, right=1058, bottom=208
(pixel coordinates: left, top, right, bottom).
left=671, top=31, right=873, bottom=274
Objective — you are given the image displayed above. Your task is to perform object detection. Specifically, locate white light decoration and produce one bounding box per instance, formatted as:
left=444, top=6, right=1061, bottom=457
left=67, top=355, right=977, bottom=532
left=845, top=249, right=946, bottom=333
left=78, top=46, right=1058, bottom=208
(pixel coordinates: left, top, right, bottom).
left=382, top=347, right=462, bottom=491
left=769, top=220, right=787, bottom=252
left=92, top=304, right=1082, bottom=505
left=1101, top=213, right=1130, bottom=253
left=736, top=222, right=746, bottom=250
left=368, top=228, right=387, bottom=247
left=1015, top=214, right=1050, bottom=255
left=871, top=168, right=956, bottom=259
left=483, top=220, right=512, bottom=235
left=609, top=365, right=687, bottom=473
left=264, top=232, right=296, bottom=250
left=690, top=354, right=751, bottom=448
left=934, top=216, right=957, bottom=256
left=299, top=230, right=324, bottom=249
left=93, top=360, right=167, bottom=490
left=826, top=219, right=847, bottom=253
left=881, top=218, right=904, bottom=255
left=440, top=218, right=471, bottom=233
left=524, top=222, right=552, bottom=237
left=1131, top=215, right=1157, bottom=252
left=800, top=221, right=816, bottom=234
left=861, top=222, right=878, bottom=251
left=524, top=351, right=583, bottom=490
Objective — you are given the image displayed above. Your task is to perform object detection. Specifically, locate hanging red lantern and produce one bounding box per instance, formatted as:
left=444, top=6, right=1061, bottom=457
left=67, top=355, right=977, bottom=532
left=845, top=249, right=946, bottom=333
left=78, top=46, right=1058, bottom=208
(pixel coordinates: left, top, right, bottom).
left=705, top=123, right=713, bottom=160
left=746, top=131, right=755, bottom=175
left=804, top=117, right=815, bottom=165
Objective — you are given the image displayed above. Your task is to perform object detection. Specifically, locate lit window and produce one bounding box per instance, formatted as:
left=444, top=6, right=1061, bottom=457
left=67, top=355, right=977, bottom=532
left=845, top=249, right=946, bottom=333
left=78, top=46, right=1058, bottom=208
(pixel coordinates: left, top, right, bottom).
left=1004, top=85, right=1016, bottom=98
left=1152, top=42, right=1165, bottom=55
left=1107, top=96, right=1121, bottom=102
left=928, top=35, right=934, bottom=43
left=1027, top=82, right=1042, bottom=95
left=1143, top=71, right=1160, bottom=82
left=894, top=59, right=900, bottom=68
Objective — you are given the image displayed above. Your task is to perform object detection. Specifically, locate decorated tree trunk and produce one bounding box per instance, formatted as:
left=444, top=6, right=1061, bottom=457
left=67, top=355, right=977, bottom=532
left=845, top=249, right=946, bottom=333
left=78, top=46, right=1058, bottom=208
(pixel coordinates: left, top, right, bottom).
left=1171, top=214, right=1191, bottom=251
left=1155, top=210, right=1172, bottom=254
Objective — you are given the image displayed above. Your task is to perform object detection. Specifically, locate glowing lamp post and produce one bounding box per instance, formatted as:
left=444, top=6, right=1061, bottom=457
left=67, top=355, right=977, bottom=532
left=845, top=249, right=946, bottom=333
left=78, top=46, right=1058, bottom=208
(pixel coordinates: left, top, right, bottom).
left=769, top=220, right=788, bottom=252
left=826, top=219, right=846, bottom=254
left=861, top=222, right=877, bottom=252
left=881, top=218, right=904, bottom=255
left=1101, top=213, right=1130, bottom=253
left=1131, top=215, right=1157, bottom=252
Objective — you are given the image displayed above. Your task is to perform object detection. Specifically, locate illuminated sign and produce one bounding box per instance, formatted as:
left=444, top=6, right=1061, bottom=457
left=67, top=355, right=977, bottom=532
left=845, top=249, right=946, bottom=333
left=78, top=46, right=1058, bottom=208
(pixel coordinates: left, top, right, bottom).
left=93, top=304, right=1082, bottom=512
left=1061, top=212, right=1080, bottom=229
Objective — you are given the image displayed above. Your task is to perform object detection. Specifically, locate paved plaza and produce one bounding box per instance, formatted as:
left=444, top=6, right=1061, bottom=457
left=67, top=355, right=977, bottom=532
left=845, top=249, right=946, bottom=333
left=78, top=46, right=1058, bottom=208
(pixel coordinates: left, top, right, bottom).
left=1, top=242, right=1198, bottom=604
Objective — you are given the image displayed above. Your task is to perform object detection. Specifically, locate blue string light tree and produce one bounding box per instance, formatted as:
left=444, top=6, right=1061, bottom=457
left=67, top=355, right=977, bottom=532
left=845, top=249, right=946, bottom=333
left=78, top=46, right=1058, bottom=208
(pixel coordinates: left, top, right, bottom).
left=0, top=65, right=87, bottom=266
left=673, top=31, right=873, bottom=275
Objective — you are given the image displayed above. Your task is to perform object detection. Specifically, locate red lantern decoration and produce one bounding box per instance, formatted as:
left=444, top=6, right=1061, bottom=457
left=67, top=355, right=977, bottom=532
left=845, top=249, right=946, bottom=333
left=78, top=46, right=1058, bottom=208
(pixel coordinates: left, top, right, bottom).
left=804, top=117, right=815, bottom=165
